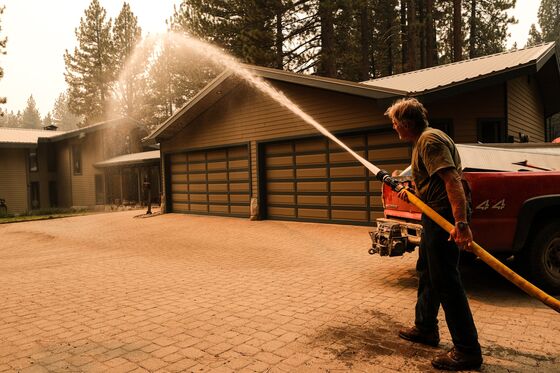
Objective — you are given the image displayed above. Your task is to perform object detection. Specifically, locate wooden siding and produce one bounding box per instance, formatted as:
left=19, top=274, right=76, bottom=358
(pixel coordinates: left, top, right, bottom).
left=55, top=141, right=73, bottom=208
left=71, top=131, right=105, bottom=207
left=507, top=76, right=545, bottom=142
left=0, top=148, right=28, bottom=214
left=163, top=81, right=388, bottom=152
left=426, top=84, right=505, bottom=143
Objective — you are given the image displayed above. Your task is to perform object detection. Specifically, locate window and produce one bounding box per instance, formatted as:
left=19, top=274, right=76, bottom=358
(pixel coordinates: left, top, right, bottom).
left=430, top=119, right=454, bottom=137
left=29, top=149, right=38, bottom=172
left=545, top=113, right=560, bottom=142
left=30, top=182, right=40, bottom=210
left=72, top=144, right=82, bottom=175
left=47, top=144, right=57, bottom=172
left=477, top=119, right=505, bottom=143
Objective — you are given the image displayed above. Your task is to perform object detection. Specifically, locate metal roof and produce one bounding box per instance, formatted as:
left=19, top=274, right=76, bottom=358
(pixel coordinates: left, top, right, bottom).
left=0, top=127, right=64, bottom=147
left=362, top=42, right=556, bottom=94
left=94, top=150, right=160, bottom=168
left=0, top=118, right=141, bottom=148
left=456, top=144, right=560, bottom=172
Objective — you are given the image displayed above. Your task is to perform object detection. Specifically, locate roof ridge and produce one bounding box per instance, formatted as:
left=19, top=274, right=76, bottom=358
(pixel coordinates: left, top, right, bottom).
left=366, top=42, right=554, bottom=83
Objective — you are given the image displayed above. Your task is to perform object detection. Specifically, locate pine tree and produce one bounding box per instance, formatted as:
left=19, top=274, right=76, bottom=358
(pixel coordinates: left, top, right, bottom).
left=466, top=0, right=516, bottom=58
left=526, top=24, right=544, bottom=47
left=64, top=0, right=115, bottom=126
left=537, top=0, right=560, bottom=42
left=0, top=6, right=7, bottom=110
left=52, top=92, right=81, bottom=131
left=111, top=2, right=144, bottom=121
left=21, top=95, right=42, bottom=129
left=42, top=112, right=54, bottom=129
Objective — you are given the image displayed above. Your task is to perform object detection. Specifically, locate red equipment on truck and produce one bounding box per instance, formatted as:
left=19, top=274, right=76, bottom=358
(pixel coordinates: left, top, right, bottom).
left=370, top=144, right=560, bottom=292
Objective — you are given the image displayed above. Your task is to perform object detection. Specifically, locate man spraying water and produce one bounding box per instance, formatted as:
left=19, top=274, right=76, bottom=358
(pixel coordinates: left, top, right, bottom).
left=385, top=98, right=483, bottom=371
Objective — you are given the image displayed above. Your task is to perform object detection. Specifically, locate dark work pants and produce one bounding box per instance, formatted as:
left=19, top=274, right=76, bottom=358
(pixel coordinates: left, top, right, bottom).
left=415, top=209, right=481, bottom=354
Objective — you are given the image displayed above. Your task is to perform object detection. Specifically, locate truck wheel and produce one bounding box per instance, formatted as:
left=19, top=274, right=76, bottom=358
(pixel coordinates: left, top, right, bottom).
left=522, top=221, right=560, bottom=294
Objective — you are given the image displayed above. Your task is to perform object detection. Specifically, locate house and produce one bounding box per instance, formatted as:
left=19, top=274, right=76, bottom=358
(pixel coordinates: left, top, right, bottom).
left=146, top=42, right=560, bottom=227
left=0, top=118, right=156, bottom=215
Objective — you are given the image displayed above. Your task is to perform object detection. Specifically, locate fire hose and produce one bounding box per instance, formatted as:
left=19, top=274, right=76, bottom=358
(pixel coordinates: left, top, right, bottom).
left=376, top=170, right=560, bottom=314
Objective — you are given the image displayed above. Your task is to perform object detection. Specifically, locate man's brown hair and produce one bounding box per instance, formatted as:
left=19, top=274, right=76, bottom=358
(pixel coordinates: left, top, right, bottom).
left=385, top=97, right=428, bottom=133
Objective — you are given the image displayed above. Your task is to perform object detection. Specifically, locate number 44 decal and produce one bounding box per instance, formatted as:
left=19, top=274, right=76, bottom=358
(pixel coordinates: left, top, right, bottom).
left=476, top=199, right=506, bottom=211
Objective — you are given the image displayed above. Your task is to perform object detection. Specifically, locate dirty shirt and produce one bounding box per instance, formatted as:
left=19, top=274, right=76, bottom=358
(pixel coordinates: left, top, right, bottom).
left=411, top=127, right=463, bottom=210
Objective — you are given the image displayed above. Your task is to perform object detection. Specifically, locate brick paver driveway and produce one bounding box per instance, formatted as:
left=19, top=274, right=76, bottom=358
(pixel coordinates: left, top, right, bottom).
left=0, top=211, right=558, bottom=372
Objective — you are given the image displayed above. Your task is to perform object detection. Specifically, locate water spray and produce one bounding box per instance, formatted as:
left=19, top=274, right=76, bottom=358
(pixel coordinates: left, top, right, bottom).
left=148, top=32, right=559, bottom=313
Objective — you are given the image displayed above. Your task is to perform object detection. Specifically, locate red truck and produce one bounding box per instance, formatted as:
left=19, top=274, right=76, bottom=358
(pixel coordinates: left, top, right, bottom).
left=370, top=146, right=560, bottom=293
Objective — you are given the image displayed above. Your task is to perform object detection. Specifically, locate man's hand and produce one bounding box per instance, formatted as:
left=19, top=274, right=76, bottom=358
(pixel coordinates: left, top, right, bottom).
left=396, top=183, right=414, bottom=203
left=449, top=223, right=474, bottom=252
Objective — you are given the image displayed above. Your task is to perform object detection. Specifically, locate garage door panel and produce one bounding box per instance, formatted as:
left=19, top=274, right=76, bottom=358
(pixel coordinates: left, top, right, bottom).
left=267, top=195, right=295, bottom=204
left=188, top=173, right=207, bottom=182
left=230, top=205, right=249, bottom=215
left=208, top=172, right=227, bottom=181
left=207, top=149, right=227, bottom=160
left=295, top=138, right=325, bottom=152
left=171, top=184, right=188, bottom=193
left=207, top=161, right=227, bottom=171
left=208, top=183, right=228, bottom=192
left=267, top=182, right=294, bottom=192
left=331, top=181, right=366, bottom=192
left=229, top=159, right=248, bottom=169
left=296, top=168, right=327, bottom=178
left=268, top=207, right=295, bottom=217
left=170, top=153, right=187, bottom=163
left=266, top=156, right=293, bottom=167
left=331, top=196, right=366, bottom=206
left=189, top=163, right=206, bottom=172
left=297, top=195, right=328, bottom=205
left=331, top=136, right=365, bottom=148
left=230, top=194, right=250, bottom=203
left=330, top=166, right=364, bottom=178
left=209, top=194, right=228, bottom=203
left=267, top=169, right=293, bottom=179
left=172, top=202, right=189, bottom=212
left=171, top=174, right=188, bottom=183
left=332, top=210, right=369, bottom=221
left=330, top=151, right=364, bottom=164
left=170, top=163, right=187, bottom=173
left=229, top=171, right=249, bottom=181
left=369, top=147, right=409, bottom=161
left=190, top=204, right=208, bottom=212
left=297, top=182, right=328, bottom=192
left=189, top=194, right=207, bottom=202
left=229, top=183, right=249, bottom=192
left=172, top=193, right=189, bottom=202
left=296, top=154, right=326, bottom=165
left=298, top=208, right=328, bottom=219
left=228, top=146, right=248, bottom=158
left=265, top=142, right=292, bottom=155
left=209, top=205, right=229, bottom=213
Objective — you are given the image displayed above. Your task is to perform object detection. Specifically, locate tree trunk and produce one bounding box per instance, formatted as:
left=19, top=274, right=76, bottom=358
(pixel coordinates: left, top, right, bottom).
left=419, top=0, right=426, bottom=68
left=400, top=0, right=408, bottom=72
left=425, top=0, right=435, bottom=67
left=407, top=0, right=418, bottom=71
left=359, top=1, right=371, bottom=80
left=319, top=0, right=336, bottom=77
left=453, top=0, right=462, bottom=61
left=469, top=0, right=476, bottom=58
left=275, top=2, right=284, bottom=69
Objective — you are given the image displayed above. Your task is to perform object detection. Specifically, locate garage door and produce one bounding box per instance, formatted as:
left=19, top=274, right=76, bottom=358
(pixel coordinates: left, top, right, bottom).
left=263, top=130, right=410, bottom=225
left=168, top=145, right=250, bottom=217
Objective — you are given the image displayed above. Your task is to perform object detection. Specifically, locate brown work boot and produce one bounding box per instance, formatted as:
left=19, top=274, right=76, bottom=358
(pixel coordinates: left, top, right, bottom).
left=431, top=347, right=483, bottom=371
left=398, top=326, right=440, bottom=347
